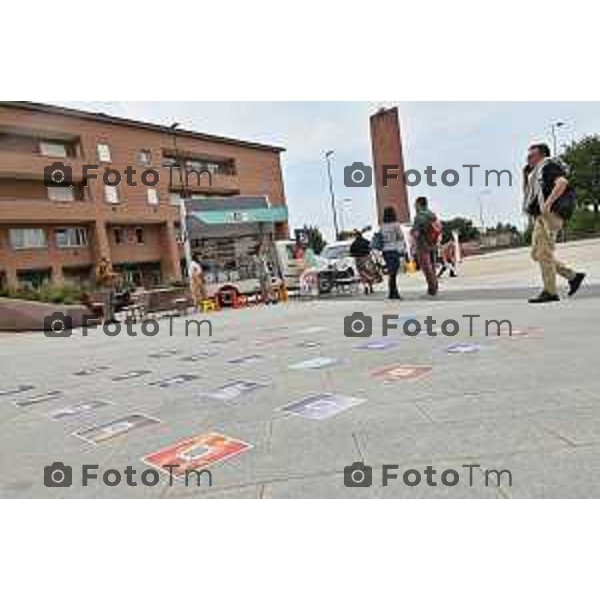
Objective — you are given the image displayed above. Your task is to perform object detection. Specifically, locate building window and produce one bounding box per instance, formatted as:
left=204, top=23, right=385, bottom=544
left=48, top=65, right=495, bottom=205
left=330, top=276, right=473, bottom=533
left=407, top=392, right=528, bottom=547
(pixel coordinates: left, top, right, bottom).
left=55, top=228, right=88, bottom=248
left=162, top=155, right=178, bottom=168
left=39, top=141, right=68, bottom=158
left=147, top=188, right=159, bottom=206
left=9, top=228, right=47, bottom=249
left=169, top=192, right=182, bottom=207
left=139, top=149, right=152, bottom=165
left=17, top=269, right=51, bottom=289
left=97, top=143, right=112, bottom=163
left=162, top=153, right=236, bottom=176
left=104, top=185, right=120, bottom=204
left=135, top=227, right=145, bottom=244
left=48, top=186, right=75, bottom=202
left=185, top=157, right=236, bottom=176
left=113, top=227, right=124, bottom=245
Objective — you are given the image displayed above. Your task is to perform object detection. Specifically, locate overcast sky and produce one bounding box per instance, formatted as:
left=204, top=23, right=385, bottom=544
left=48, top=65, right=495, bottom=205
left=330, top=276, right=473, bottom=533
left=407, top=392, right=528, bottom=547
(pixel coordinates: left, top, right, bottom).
left=58, top=101, right=600, bottom=241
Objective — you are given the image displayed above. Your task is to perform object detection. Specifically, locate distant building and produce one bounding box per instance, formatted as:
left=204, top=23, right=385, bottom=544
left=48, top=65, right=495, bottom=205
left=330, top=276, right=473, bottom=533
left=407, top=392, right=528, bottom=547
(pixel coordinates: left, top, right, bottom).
left=0, top=102, right=288, bottom=290
left=480, top=230, right=520, bottom=249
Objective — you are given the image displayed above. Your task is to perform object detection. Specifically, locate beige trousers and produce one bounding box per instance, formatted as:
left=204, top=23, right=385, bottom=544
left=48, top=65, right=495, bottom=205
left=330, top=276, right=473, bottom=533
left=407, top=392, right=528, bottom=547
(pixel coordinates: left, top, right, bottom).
left=531, top=214, right=575, bottom=295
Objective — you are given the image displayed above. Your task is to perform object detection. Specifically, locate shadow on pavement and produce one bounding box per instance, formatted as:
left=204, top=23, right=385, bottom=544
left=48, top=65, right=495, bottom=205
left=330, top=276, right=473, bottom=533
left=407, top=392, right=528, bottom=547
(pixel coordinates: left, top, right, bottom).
left=314, top=283, right=600, bottom=303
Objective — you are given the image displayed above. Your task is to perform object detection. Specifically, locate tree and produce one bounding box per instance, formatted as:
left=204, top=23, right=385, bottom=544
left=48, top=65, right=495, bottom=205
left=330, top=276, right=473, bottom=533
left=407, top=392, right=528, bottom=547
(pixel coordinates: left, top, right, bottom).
left=303, top=225, right=326, bottom=255
left=440, top=217, right=480, bottom=244
left=561, top=135, right=600, bottom=217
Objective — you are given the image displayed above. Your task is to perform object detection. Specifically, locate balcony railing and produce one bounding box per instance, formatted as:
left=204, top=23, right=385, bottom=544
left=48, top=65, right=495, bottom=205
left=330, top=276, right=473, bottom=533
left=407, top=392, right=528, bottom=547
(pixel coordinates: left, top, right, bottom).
left=0, top=150, right=86, bottom=182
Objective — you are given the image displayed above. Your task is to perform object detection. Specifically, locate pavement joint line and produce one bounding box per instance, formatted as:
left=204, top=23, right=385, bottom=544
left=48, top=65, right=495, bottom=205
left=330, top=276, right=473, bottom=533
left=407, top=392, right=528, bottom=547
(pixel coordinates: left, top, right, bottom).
left=535, top=424, right=583, bottom=449
left=413, top=402, right=436, bottom=424
left=351, top=447, right=572, bottom=467
left=351, top=432, right=366, bottom=463
left=265, top=419, right=274, bottom=454
left=475, top=464, right=509, bottom=499
left=404, top=402, right=600, bottom=426
left=180, top=456, right=544, bottom=498
left=171, top=467, right=350, bottom=496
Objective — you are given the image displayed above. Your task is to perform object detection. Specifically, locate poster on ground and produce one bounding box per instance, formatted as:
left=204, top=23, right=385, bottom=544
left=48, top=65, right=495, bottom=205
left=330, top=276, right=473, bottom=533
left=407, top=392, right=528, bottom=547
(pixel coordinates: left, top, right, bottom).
left=143, top=432, right=252, bottom=479
left=74, top=414, right=160, bottom=445
left=279, top=393, right=367, bottom=420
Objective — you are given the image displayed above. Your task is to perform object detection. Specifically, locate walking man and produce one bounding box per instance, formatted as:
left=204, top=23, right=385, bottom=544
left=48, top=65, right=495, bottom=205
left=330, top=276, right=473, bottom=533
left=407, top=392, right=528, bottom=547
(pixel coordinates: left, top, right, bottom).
left=410, top=196, right=439, bottom=296
left=523, top=143, right=585, bottom=303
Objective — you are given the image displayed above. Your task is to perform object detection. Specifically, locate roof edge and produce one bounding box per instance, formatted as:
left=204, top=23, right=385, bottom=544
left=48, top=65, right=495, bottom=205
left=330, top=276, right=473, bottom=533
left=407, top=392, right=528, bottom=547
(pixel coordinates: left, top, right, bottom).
left=0, top=101, right=286, bottom=153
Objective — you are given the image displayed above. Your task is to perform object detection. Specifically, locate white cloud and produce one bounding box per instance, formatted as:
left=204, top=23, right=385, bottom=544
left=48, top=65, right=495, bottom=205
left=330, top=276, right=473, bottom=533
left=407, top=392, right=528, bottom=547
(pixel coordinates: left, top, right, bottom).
left=54, top=100, right=600, bottom=239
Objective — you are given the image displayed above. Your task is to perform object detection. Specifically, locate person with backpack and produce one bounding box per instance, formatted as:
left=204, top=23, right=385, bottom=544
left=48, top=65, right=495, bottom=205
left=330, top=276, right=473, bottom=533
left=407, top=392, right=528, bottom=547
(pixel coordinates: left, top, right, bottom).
left=379, top=206, right=406, bottom=300
left=523, top=143, right=585, bottom=303
left=410, top=196, right=440, bottom=297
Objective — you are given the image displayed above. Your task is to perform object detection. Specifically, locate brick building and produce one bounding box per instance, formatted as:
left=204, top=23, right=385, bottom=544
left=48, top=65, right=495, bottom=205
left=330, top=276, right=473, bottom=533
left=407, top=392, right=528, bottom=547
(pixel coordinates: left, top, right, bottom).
left=0, top=102, right=287, bottom=290
left=370, top=106, right=410, bottom=224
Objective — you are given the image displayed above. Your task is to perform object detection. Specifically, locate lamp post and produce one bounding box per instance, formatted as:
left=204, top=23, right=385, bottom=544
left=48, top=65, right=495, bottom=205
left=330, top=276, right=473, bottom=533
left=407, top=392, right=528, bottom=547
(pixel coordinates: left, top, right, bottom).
left=478, top=188, right=491, bottom=233
left=168, top=121, right=184, bottom=193
left=593, top=157, right=600, bottom=218
left=169, top=122, right=192, bottom=280
left=340, top=198, right=352, bottom=233
left=551, top=121, right=565, bottom=156
left=324, top=150, right=340, bottom=240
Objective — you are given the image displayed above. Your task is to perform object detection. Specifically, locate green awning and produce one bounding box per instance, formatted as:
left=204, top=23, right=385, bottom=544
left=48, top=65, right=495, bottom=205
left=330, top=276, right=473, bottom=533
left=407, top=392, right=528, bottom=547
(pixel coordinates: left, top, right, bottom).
left=189, top=206, right=288, bottom=225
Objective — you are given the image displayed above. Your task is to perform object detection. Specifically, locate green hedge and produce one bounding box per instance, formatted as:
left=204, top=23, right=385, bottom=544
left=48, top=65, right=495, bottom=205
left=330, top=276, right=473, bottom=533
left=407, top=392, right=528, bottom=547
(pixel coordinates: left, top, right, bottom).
left=0, top=283, right=90, bottom=305
left=567, top=208, right=600, bottom=234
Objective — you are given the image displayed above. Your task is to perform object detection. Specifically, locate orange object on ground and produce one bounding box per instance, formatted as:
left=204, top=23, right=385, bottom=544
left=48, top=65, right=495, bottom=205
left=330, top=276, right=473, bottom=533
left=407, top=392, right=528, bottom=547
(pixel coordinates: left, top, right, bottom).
left=200, top=298, right=220, bottom=313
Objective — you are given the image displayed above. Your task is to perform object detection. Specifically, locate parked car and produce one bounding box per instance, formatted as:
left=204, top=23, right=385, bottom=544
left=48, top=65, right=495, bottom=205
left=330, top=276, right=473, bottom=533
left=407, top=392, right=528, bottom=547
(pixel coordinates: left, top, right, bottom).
left=322, top=239, right=387, bottom=276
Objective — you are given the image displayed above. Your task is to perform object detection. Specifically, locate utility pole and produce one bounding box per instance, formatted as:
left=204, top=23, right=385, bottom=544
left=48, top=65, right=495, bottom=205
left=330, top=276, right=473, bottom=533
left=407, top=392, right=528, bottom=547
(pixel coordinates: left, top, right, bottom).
left=325, top=150, right=339, bottom=240
left=169, top=122, right=192, bottom=279
left=551, top=121, right=565, bottom=156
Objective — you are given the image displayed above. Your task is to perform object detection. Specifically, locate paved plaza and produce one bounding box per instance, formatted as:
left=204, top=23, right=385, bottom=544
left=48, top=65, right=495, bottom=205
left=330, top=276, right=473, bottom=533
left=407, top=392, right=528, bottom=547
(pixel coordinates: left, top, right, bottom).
left=1, top=239, right=599, bottom=499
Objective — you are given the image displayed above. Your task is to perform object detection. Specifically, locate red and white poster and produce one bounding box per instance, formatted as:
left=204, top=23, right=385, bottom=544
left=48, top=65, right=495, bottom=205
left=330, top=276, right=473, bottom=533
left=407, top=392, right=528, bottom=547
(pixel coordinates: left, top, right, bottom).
left=142, top=431, right=252, bottom=479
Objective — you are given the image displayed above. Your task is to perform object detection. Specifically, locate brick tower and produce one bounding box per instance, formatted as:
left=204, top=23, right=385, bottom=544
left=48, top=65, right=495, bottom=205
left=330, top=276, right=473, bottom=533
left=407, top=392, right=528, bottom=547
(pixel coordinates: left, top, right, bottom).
left=370, top=106, right=410, bottom=224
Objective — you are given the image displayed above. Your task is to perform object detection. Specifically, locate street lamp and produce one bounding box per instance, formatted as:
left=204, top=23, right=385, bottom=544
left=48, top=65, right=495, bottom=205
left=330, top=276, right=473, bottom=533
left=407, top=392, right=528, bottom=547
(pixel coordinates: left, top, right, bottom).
left=340, top=198, right=352, bottom=233
left=550, top=121, right=565, bottom=156
left=478, top=188, right=491, bottom=232
left=168, top=122, right=193, bottom=281
left=168, top=122, right=185, bottom=194
left=324, top=150, right=340, bottom=240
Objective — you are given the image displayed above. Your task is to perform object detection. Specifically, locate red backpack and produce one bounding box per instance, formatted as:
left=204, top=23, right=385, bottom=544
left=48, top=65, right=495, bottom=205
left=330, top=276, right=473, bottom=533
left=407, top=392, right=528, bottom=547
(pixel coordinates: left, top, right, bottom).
left=427, top=215, right=443, bottom=245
